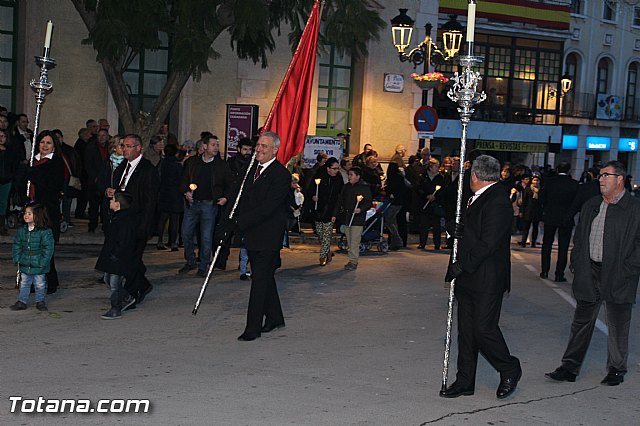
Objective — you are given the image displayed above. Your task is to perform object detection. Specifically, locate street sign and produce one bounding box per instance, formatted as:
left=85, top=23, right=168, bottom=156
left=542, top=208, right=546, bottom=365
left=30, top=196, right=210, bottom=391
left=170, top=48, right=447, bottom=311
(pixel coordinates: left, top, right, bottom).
left=417, top=131, right=434, bottom=139
left=414, top=106, right=438, bottom=132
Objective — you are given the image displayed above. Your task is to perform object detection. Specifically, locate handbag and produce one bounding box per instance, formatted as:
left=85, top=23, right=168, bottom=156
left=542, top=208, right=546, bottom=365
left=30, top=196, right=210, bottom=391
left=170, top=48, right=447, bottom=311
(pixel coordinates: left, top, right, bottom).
left=61, top=155, right=82, bottom=190
left=68, top=176, right=82, bottom=191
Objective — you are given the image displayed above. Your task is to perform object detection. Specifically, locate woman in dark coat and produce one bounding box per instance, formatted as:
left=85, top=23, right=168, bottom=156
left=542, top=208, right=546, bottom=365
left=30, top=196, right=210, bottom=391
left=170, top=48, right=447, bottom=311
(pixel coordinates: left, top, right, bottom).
left=26, top=130, right=65, bottom=294
left=309, top=157, right=344, bottom=265
left=0, top=128, right=18, bottom=235
left=156, top=143, right=183, bottom=250
left=417, top=158, right=445, bottom=250
left=519, top=175, right=543, bottom=247
left=384, top=162, right=410, bottom=250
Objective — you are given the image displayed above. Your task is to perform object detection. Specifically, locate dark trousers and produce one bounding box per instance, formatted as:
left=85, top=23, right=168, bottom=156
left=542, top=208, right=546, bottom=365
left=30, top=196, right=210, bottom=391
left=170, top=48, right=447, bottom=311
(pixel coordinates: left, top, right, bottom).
left=541, top=224, right=572, bottom=277
left=561, top=262, right=633, bottom=375
left=157, top=211, right=181, bottom=248
left=87, top=184, right=102, bottom=230
left=75, top=182, right=88, bottom=217
left=454, top=286, right=521, bottom=388
left=521, top=220, right=540, bottom=245
left=244, top=249, right=284, bottom=335
left=418, top=213, right=441, bottom=248
left=397, top=206, right=408, bottom=246
left=124, top=236, right=151, bottom=299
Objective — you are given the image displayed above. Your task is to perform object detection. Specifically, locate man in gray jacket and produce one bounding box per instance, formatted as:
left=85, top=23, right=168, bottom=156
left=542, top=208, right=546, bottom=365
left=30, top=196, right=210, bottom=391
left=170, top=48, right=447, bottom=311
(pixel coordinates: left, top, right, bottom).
left=546, top=160, right=640, bottom=386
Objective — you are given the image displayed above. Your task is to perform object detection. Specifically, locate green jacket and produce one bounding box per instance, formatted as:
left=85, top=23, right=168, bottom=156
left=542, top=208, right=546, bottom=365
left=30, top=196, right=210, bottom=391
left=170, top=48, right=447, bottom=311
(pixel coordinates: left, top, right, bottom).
left=12, top=225, right=54, bottom=275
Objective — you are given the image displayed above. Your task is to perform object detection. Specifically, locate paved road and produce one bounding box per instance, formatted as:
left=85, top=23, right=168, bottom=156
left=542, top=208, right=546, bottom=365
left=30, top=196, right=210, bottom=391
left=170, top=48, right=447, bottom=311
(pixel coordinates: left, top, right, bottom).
left=1, top=237, right=638, bottom=425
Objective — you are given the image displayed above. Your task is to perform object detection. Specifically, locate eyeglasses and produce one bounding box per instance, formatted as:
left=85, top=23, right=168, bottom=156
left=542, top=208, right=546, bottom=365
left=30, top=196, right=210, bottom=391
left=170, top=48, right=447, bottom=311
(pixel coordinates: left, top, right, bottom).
left=597, top=172, right=621, bottom=179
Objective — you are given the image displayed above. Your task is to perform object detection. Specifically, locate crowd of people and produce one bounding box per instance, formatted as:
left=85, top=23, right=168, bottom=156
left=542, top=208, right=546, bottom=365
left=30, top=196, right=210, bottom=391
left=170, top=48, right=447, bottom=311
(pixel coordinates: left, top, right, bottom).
left=4, top=103, right=640, bottom=392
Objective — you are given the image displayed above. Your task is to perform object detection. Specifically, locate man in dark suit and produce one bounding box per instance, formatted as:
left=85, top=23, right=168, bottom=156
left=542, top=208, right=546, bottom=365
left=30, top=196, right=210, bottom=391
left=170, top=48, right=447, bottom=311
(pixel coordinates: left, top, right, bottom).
left=539, top=162, right=578, bottom=282
left=106, top=134, right=159, bottom=308
left=546, top=161, right=640, bottom=386
left=441, top=155, right=522, bottom=400
left=236, top=131, right=291, bottom=341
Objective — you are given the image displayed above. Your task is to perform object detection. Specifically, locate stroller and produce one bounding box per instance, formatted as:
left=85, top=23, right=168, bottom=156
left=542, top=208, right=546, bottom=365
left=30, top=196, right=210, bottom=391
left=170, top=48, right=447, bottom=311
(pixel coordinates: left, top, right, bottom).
left=339, top=199, right=391, bottom=254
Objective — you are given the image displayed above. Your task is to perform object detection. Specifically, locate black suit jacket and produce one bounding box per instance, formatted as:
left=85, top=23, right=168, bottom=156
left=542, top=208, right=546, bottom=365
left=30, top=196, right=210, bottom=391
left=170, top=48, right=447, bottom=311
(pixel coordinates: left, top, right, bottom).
left=539, top=174, right=578, bottom=227
left=113, top=157, right=160, bottom=238
left=456, top=183, right=512, bottom=294
left=237, top=159, right=291, bottom=251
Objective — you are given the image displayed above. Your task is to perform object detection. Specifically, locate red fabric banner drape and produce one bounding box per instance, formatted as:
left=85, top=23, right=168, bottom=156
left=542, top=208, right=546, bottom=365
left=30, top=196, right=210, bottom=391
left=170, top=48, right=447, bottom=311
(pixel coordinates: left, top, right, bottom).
left=262, top=0, right=321, bottom=165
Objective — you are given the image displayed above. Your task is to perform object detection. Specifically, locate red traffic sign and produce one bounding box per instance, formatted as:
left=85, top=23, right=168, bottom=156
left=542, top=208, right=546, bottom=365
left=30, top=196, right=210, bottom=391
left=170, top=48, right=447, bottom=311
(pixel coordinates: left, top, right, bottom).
left=414, top=106, right=438, bottom=132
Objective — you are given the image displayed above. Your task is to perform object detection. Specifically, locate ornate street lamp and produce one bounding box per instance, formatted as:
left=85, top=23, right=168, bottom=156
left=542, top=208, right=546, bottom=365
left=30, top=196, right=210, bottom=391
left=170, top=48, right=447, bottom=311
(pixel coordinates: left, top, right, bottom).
left=390, top=10, right=463, bottom=69
left=548, top=72, right=573, bottom=99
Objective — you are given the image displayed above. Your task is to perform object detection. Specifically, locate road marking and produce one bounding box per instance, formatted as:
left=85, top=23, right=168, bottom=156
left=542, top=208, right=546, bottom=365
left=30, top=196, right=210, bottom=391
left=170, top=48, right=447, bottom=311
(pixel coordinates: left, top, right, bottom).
left=512, top=253, right=524, bottom=261
left=523, top=264, right=608, bottom=336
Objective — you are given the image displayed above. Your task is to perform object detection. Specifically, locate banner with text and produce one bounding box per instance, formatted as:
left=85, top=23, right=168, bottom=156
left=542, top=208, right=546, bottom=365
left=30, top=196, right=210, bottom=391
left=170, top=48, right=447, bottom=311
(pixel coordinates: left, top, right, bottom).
left=303, top=136, right=343, bottom=167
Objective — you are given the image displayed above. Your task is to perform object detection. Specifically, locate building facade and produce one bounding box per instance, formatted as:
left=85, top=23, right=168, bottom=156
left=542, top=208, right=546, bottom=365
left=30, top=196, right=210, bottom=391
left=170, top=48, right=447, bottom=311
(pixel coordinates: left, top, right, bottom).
left=0, top=0, right=441, bottom=162
left=560, top=0, right=640, bottom=181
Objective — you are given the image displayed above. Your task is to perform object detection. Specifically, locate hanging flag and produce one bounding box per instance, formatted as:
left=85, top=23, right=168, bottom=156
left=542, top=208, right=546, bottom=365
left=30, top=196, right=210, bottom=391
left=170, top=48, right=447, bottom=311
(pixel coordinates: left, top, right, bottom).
left=263, top=0, right=321, bottom=165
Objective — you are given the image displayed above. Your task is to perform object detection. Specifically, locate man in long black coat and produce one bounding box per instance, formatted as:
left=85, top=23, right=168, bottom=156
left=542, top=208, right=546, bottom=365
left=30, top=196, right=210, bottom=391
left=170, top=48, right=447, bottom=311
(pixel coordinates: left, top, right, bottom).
left=236, top=131, right=291, bottom=341
left=546, top=161, right=640, bottom=386
left=107, top=134, right=159, bottom=308
left=539, top=162, right=578, bottom=281
left=441, top=155, right=522, bottom=400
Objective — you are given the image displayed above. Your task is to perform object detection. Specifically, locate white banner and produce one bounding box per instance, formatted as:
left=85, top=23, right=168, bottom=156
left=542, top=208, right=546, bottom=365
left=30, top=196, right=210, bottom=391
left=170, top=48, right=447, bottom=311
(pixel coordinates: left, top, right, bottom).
left=303, top=136, right=343, bottom=167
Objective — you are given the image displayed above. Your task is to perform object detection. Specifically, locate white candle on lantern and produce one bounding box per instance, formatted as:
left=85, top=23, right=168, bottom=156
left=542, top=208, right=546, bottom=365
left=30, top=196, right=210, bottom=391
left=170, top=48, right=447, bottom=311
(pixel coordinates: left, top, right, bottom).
left=44, top=20, right=53, bottom=49
left=466, top=1, right=476, bottom=43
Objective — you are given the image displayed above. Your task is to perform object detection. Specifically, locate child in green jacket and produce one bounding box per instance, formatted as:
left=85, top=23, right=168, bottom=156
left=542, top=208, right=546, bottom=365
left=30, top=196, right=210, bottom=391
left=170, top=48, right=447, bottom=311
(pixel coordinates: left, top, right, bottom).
left=11, top=204, right=54, bottom=311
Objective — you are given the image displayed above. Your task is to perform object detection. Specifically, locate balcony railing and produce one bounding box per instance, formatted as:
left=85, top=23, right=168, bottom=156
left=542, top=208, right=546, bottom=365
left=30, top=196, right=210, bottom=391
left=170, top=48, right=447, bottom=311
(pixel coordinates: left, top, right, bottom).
left=559, top=92, right=595, bottom=119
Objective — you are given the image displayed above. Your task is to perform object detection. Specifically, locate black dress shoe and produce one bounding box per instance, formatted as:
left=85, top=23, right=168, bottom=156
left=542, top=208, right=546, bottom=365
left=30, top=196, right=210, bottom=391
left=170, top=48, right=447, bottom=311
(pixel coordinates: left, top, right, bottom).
left=136, top=284, right=153, bottom=304
left=261, top=323, right=285, bottom=333
left=601, top=370, right=624, bottom=386
left=539, top=272, right=548, bottom=279
left=496, top=371, right=521, bottom=399
left=545, top=366, right=576, bottom=382
left=237, top=332, right=260, bottom=341
left=555, top=275, right=568, bottom=282
left=439, top=382, right=474, bottom=398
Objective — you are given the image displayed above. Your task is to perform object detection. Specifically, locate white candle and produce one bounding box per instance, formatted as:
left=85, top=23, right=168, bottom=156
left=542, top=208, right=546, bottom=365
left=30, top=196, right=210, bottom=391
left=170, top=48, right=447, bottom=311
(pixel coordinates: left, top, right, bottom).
left=44, top=20, right=53, bottom=49
left=349, top=195, right=364, bottom=227
left=466, top=1, right=476, bottom=43
left=314, top=178, right=321, bottom=210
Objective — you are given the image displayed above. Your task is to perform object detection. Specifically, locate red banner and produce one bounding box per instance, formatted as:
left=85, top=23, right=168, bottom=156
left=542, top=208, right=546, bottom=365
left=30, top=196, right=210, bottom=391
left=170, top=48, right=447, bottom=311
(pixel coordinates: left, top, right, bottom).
left=262, top=0, right=321, bottom=165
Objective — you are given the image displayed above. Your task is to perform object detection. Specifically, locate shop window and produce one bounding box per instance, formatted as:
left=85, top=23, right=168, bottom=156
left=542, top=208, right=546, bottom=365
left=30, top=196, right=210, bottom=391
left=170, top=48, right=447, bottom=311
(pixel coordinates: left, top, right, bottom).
left=316, top=46, right=353, bottom=136
left=0, top=1, right=17, bottom=111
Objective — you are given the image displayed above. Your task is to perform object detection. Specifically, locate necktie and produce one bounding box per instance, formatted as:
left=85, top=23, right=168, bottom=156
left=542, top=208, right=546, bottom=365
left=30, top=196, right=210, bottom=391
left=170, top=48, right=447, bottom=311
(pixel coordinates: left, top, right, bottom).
left=467, top=195, right=474, bottom=208
left=254, top=164, right=263, bottom=182
left=119, top=163, right=131, bottom=190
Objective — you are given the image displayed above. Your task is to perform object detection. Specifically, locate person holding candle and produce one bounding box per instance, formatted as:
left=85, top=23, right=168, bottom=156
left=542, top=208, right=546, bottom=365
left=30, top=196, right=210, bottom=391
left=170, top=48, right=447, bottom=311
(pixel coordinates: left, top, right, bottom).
left=311, top=157, right=343, bottom=266
left=417, top=158, right=445, bottom=251
left=178, top=134, right=232, bottom=277
left=333, top=166, right=372, bottom=270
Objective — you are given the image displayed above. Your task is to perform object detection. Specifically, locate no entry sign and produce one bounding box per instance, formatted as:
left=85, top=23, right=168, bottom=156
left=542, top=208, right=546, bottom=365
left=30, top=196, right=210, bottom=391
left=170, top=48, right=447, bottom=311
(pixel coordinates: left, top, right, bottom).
left=414, top=106, right=438, bottom=132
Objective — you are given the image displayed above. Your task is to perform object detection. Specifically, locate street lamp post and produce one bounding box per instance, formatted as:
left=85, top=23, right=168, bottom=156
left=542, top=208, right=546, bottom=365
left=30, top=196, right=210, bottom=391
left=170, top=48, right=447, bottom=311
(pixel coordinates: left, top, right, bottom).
left=391, top=11, right=463, bottom=148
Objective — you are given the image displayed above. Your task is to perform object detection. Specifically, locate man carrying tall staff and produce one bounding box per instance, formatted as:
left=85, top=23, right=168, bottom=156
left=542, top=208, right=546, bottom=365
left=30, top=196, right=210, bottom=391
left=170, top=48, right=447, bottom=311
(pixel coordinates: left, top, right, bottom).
left=235, top=132, right=291, bottom=341
left=442, top=155, right=522, bottom=399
